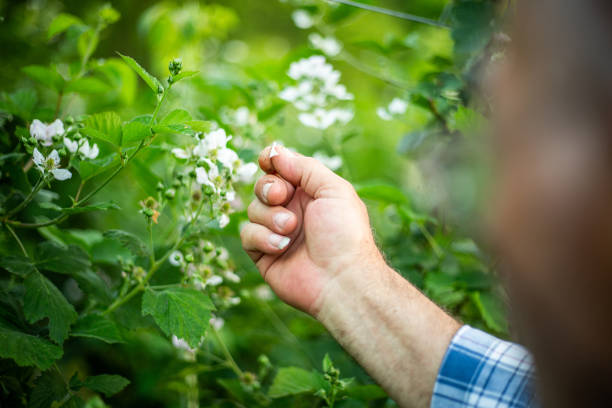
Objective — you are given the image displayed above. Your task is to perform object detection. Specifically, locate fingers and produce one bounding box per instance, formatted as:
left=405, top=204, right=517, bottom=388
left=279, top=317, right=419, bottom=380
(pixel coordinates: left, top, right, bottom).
left=258, top=144, right=352, bottom=199
left=254, top=174, right=296, bottom=206
left=240, top=222, right=292, bottom=259
left=247, top=198, right=297, bottom=235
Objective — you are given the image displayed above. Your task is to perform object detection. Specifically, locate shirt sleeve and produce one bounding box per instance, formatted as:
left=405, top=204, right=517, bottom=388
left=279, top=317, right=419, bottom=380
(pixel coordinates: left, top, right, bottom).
left=430, top=325, right=538, bottom=408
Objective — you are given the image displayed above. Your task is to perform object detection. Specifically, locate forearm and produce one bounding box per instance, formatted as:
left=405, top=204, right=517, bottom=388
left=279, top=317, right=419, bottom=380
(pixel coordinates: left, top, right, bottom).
left=314, top=258, right=460, bottom=407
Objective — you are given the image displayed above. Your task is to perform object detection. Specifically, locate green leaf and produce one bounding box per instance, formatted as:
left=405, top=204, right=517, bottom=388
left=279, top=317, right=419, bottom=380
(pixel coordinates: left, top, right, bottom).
left=103, top=229, right=149, bottom=258
left=0, top=255, right=36, bottom=276
left=65, top=77, right=110, bottom=94
left=83, top=112, right=123, bottom=147
left=355, top=184, right=409, bottom=206
left=71, top=314, right=123, bottom=344
left=142, top=288, right=215, bottom=348
left=448, top=105, right=486, bottom=135
left=268, top=367, right=326, bottom=398
left=471, top=291, right=508, bottom=333
left=122, top=121, right=151, bottom=146
left=0, top=324, right=63, bottom=370
left=28, top=369, right=67, bottom=408
left=23, top=270, right=78, bottom=344
left=77, top=153, right=120, bottom=180
left=82, top=375, right=130, bottom=397
left=450, top=1, right=495, bottom=63
left=48, top=13, right=83, bottom=40
left=161, top=109, right=192, bottom=125
left=171, top=70, right=199, bottom=83
left=22, top=65, right=65, bottom=92
left=345, top=384, right=387, bottom=401
left=78, top=29, right=99, bottom=62
left=186, top=120, right=213, bottom=133
left=37, top=241, right=91, bottom=274
left=118, top=53, right=163, bottom=95
left=322, top=353, right=333, bottom=373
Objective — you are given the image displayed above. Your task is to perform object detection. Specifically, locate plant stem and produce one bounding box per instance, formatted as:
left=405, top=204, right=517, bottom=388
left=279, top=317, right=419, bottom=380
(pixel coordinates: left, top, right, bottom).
left=211, top=328, right=243, bottom=377
left=54, top=92, right=64, bottom=119
left=103, top=198, right=208, bottom=315
left=416, top=221, right=442, bottom=257
left=5, top=224, right=28, bottom=257
left=4, top=177, right=45, bottom=219
left=148, top=219, right=156, bottom=268
left=151, top=87, right=170, bottom=124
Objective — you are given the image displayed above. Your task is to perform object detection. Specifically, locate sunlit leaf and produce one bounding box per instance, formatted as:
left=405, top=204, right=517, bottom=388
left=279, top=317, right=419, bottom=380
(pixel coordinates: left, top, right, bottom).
left=47, top=13, right=83, bottom=40
left=268, top=367, right=326, bottom=398
left=22, top=65, right=65, bottom=92
left=142, top=287, right=215, bottom=348
left=118, top=53, right=163, bottom=94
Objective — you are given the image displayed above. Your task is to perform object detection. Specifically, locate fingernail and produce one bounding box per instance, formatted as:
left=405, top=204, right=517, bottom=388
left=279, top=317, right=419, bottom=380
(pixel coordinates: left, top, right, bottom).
left=269, top=233, right=290, bottom=250
left=269, top=142, right=279, bottom=158
left=273, top=212, right=291, bottom=229
left=262, top=182, right=273, bottom=203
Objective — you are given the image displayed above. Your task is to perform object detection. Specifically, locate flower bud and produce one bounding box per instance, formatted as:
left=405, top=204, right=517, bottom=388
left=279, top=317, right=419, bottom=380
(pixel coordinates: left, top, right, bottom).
left=203, top=241, right=214, bottom=253
left=185, top=253, right=195, bottom=263
left=168, top=58, right=182, bottom=76
left=164, top=188, right=176, bottom=199
left=156, top=182, right=165, bottom=192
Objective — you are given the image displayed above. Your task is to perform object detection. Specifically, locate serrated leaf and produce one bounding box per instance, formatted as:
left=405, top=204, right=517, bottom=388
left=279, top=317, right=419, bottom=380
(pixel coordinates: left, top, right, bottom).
left=355, top=184, right=409, bottom=206
left=65, top=77, right=110, bottom=94
left=142, top=288, right=215, bottom=348
left=83, top=112, right=123, bottom=147
left=23, top=270, right=77, bottom=344
left=22, top=65, right=65, bottom=92
left=28, top=369, right=67, bottom=408
left=0, top=255, right=36, bottom=276
left=103, top=229, right=149, bottom=258
left=122, top=121, right=151, bottom=146
left=118, top=53, right=162, bottom=94
left=161, top=109, right=192, bottom=125
left=77, top=152, right=120, bottom=180
left=37, top=241, right=91, bottom=273
left=0, top=324, right=63, bottom=370
left=82, top=375, right=130, bottom=397
left=48, top=13, right=83, bottom=40
left=71, top=314, right=123, bottom=344
left=268, top=367, right=326, bottom=398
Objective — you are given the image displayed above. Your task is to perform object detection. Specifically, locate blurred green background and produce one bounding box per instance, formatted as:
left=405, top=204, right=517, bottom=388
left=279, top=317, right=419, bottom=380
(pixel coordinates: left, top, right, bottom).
left=0, top=0, right=505, bottom=406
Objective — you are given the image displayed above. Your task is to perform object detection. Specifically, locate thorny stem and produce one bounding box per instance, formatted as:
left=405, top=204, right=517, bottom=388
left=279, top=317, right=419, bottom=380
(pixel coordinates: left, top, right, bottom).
left=5, top=224, right=28, bottom=257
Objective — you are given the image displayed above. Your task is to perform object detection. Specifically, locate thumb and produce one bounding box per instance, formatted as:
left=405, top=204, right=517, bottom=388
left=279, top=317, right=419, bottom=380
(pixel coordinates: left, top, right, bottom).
left=258, top=144, right=351, bottom=199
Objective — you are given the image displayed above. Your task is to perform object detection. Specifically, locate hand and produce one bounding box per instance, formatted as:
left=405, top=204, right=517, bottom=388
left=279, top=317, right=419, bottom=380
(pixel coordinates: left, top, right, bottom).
left=241, top=145, right=384, bottom=315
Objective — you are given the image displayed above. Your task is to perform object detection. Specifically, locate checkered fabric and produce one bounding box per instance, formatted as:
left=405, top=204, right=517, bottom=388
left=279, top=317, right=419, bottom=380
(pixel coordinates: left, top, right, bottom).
left=430, top=325, right=538, bottom=408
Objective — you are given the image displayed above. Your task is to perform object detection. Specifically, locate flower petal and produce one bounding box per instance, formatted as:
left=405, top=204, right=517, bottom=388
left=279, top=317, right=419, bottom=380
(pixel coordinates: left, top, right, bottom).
left=32, top=148, right=44, bottom=167
left=51, top=168, right=72, bottom=181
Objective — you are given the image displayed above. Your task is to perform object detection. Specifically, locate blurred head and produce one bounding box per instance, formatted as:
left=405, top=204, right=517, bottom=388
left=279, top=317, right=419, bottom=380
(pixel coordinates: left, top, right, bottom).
left=490, top=1, right=612, bottom=406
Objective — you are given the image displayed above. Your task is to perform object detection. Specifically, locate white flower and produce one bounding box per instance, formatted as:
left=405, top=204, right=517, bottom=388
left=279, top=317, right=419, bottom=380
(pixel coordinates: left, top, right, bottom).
left=218, top=213, right=230, bottom=228
left=388, top=98, right=408, bottom=115
left=377, top=98, right=408, bottom=120
left=298, top=108, right=353, bottom=129
left=33, top=148, right=72, bottom=181
left=195, top=166, right=217, bottom=191
left=291, top=9, right=314, bottom=29
left=172, top=335, right=196, bottom=353
left=313, top=151, right=342, bottom=171
left=206, top=275, right=223, bottom=286
left=78, top=139, right=99, bottom=160
left=224, top=270, right=241, bottom=283
left=255, top=284, right=274, bottom=301
left=309, top=33, right=342, bottom=57
left=30, top=119, right=64, bottom=146
left=217, top=247, right=229, bottom=261
left=226, top=190, right=236, bottom=202
left=172, top=147, right=190, bottom=159
left=169, top=250, right=184, bottom=267
left=234, top=107, right=250, bottom=126
left=228, top=297, right=241, bottom=305
left=217, top=148, right=238, bottom=169
left=236, top=162, right=257, bottom=183
left=64, top=137, right=78, bottom=153
left=209, top=316, right=225, bottom=331
left=193, top=129, right=232, bottom=158
left=377, top=107, right=393, bottom=121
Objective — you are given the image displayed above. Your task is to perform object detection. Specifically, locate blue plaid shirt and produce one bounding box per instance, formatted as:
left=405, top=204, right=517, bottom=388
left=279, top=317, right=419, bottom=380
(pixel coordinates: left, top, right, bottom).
left=431, top=325, right=538, bottom=408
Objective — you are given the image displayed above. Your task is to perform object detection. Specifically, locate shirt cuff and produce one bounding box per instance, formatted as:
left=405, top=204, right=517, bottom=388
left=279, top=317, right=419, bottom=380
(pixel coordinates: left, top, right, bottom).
left=430, top=325, right=537, bottom=408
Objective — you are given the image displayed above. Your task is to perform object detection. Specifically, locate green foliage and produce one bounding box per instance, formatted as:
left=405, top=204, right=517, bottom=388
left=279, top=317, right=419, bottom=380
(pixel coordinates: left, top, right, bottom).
left=0, top=0, right=507, bottom=406
left=142, top=288, right=215, bottom=349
